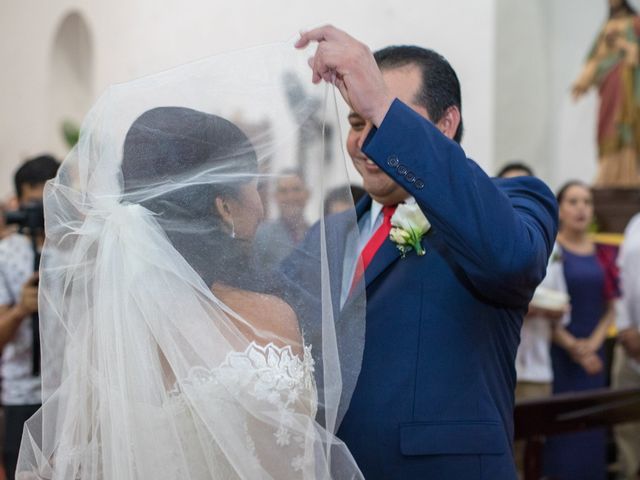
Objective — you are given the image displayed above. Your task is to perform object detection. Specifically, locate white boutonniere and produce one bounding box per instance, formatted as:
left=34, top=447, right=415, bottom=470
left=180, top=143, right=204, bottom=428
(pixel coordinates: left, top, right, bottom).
left=389, top=203, right=431, bottom=257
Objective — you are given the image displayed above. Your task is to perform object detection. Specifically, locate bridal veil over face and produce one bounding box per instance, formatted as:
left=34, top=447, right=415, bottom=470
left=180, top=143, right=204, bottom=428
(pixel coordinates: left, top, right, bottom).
left=17, top=42, right=365, bottom=479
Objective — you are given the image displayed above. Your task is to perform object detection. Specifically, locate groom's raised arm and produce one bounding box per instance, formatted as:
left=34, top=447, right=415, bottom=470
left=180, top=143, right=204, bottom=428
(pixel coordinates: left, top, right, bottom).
left=297, top=24, right=558, bottom=307
left=362, top=99, right=558, bottom=307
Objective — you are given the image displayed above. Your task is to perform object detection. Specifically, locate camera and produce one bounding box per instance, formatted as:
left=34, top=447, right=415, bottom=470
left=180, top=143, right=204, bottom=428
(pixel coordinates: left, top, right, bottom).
left=4, top=201, right=45, bottom=234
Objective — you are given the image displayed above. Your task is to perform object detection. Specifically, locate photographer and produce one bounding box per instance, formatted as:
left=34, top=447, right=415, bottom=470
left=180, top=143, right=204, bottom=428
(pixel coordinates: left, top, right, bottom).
left=0, top=154, right=59, bottom=479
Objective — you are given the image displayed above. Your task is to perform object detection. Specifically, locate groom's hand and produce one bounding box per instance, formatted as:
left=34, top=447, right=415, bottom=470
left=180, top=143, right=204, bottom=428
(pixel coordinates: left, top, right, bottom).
left=295, top=25, right=394, bottom=127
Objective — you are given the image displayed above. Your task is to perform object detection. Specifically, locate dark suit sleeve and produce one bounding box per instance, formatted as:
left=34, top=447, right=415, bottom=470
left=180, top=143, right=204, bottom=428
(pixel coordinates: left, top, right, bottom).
left=362, top=99, right=558, bottom=307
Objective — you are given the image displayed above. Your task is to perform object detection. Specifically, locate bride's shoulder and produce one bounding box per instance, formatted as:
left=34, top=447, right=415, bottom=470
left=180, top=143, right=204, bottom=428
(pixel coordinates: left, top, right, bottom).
left=212, top=285, right=302, bottom=352
left=247, top=291, right=297, bottom=323
left=248, top=292, right=300, bottom=342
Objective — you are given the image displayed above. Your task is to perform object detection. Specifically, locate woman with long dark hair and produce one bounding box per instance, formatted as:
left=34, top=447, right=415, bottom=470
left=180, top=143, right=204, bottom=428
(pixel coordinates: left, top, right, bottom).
left=544, top=181, right=619, bottom=480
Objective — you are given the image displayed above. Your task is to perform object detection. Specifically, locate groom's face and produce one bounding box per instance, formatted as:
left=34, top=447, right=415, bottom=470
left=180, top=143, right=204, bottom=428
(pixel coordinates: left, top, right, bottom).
left=347, top=65, right=429, bottom=206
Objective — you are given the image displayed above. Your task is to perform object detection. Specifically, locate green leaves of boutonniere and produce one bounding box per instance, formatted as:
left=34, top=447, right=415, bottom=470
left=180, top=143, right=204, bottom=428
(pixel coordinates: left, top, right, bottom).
left=389, top=203, right=431, bottom=258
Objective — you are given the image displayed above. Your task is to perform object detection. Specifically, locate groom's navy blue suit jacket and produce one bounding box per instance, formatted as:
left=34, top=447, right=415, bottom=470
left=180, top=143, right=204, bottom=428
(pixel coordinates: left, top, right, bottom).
left=283, top=99, right=558, bottom=480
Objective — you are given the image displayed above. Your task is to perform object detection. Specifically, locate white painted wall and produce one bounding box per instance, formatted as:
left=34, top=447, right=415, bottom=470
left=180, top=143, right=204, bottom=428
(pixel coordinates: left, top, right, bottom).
left=545, top=0, right=605, bottom=190
left=494, top=0, right=609, bottom=190
left=0, top=0, right=496, bottom=198
left=494, top=0, right=550, bottom=179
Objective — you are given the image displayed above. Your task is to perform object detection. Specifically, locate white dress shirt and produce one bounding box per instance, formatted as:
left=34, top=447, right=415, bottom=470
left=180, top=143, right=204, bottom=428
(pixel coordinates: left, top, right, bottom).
left=340, top=197, right=416, bottom=305
left=358, top=200, right=385, bottom=252
left=616, top=213, right=640, bottom=374
left=515, top=242, right=572, bottom=383
left=341, top=199, right=383, bottom=306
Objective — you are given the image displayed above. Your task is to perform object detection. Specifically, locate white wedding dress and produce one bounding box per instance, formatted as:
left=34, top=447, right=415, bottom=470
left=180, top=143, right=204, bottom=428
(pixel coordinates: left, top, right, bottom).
left=17, top=42, right=366, bottom=480
left=152, top=342, right=317, bottom=480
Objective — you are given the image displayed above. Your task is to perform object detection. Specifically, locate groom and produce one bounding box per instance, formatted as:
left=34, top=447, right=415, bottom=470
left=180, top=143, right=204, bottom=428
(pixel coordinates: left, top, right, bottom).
left=294, top=26, right=558, bottom=479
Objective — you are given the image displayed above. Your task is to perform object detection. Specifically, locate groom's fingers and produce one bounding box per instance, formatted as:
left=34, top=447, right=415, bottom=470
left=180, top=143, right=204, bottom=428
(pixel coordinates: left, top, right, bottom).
left=309, top=47, right=349, bottom=98
left=312, top=42, right=342, bottom=85
left=297, top=25, right=366, bottom=81
left=306, top=56, right=320, bottom=84
left=296, top=24, right=392, bottom=126
left=313, top=43, right=334, bottom=83
left=334, top=76, right=353, bottom=110
left=295, top=25, right=341, bottom=49
left=311, top=41, right=347, bottom=85
left=312, top=47, right=326, bottom=84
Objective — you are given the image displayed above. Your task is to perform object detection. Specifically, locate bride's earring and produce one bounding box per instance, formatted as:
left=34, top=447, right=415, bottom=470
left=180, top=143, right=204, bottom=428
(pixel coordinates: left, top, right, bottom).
left=216, top=198, right=237, bottom=239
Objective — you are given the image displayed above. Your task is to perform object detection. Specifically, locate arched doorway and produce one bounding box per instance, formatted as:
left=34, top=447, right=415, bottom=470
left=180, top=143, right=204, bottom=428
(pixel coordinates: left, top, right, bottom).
left=48, top=11, right=93, bottom=156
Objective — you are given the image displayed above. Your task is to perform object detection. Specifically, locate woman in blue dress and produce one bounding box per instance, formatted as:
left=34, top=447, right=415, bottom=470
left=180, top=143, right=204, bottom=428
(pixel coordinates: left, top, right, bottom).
left=544, top=181, right=619, bottom=480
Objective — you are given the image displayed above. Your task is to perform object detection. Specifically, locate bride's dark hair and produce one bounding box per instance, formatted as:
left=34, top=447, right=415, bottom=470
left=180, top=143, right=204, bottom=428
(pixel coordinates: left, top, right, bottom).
left=121, top=106, right=263, bottom=290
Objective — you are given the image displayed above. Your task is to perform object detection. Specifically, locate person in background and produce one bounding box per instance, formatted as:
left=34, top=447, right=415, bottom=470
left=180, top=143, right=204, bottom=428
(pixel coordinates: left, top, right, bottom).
left=0, top=154, right=59, bottom=480
left=0, top=198, right=19, bottom=241
left=612, top=212, right=640, bottom=480
left=499, top=164, right=566, bottom=478
left=544, top=180, right=619, bottom=480
left=324, top=184, right=366, bottom=215
left=254, top=168, right=310, bottom=270
left=496, top=161, right=535, bottom=179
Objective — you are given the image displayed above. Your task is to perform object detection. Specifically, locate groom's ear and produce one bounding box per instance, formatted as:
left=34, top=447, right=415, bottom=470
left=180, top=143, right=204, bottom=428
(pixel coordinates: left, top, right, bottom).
left=435, top=105, right=461, bottom=141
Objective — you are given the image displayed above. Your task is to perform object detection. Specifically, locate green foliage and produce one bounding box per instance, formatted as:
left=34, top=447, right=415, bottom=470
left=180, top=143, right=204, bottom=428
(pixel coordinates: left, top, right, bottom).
left=62, top=120, right=80, bottom=149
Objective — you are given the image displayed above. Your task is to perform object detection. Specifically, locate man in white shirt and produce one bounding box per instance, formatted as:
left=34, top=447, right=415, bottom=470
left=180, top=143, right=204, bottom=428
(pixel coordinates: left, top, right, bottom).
left=0, top=154, right=59, bottom=479
left=613, top=213, right=640, bottom=479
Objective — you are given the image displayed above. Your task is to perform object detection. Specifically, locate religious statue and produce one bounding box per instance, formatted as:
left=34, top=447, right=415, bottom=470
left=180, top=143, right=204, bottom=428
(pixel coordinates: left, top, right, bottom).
left=573, top=0, right=640, bottom=187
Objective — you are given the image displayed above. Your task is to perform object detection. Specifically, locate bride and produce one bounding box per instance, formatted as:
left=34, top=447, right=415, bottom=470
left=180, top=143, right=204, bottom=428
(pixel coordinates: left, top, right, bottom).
left=16, top=44, right=365, bottom=479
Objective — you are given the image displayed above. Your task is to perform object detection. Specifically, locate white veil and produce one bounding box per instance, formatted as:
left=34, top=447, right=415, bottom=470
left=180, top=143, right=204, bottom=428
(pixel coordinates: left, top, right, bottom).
left=17, top=42, right=366, bottom=479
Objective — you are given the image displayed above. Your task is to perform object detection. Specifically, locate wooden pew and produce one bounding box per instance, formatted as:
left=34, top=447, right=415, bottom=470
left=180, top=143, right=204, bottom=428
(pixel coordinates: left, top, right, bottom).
left=514, top=387, right=640, bottom=480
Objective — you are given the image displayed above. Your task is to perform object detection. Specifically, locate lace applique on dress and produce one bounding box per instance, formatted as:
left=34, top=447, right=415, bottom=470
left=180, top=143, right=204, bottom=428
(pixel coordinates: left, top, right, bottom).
left=164, top=342, right=317, bottom=479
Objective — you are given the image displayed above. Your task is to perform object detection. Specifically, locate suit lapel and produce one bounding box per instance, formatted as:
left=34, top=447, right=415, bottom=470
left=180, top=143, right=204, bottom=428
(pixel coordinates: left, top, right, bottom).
left=364, top=237, right=401, bottom=288
left=327, top=219, right=345, bottom=317
left=324, top=197, right=370, bottom=315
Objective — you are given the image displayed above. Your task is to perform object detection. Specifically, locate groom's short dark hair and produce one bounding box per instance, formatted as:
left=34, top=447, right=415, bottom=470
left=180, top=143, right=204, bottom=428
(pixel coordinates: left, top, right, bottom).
left=374, top=46, right=463, bottom=143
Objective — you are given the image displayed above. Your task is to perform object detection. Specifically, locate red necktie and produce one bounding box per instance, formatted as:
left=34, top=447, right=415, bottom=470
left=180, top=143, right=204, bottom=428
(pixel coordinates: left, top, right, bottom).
left=350, top=205, right=397, bottom=292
